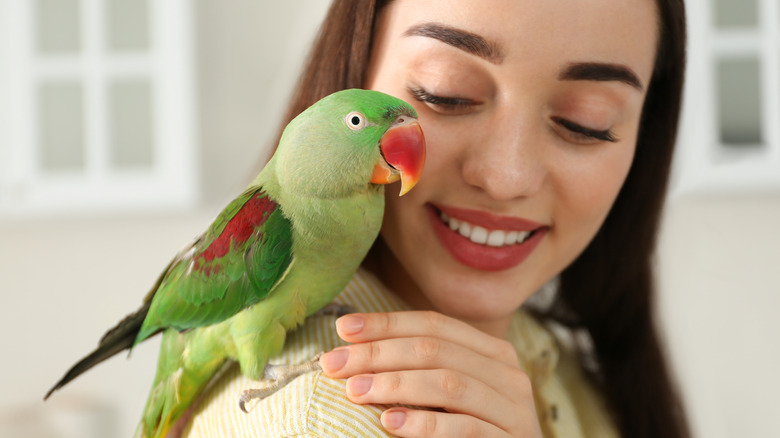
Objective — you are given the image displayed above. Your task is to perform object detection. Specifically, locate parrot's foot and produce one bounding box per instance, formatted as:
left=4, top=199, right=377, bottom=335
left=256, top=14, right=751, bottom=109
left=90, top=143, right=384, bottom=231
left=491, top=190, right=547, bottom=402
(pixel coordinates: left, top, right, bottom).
left=238, top=353, right=324, bottom=413
left=313, top=302, right=355, bottom=318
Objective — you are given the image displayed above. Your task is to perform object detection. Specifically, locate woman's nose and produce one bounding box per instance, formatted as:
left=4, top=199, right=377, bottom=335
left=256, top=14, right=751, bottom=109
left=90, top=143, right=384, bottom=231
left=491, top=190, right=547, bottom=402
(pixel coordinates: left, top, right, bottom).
left=461, top=122, right=546, bottom=201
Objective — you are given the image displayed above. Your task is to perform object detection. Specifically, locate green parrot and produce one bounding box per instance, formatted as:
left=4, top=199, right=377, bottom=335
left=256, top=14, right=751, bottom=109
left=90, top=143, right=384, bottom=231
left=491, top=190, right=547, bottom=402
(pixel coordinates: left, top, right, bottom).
left=43, top=89, right=426, bottom=438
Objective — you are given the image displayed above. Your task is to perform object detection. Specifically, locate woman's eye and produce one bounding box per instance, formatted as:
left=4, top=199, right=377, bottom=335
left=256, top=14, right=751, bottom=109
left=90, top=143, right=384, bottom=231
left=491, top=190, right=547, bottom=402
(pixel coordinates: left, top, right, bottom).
left=408, top=87, right=477, bottom=114
left=552, top=116, right=618, bottom=144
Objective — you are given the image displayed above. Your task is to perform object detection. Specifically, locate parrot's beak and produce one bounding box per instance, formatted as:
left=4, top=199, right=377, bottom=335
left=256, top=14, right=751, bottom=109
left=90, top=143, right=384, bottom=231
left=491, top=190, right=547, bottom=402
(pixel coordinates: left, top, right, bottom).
left=371, top=117, right=426, bottom=196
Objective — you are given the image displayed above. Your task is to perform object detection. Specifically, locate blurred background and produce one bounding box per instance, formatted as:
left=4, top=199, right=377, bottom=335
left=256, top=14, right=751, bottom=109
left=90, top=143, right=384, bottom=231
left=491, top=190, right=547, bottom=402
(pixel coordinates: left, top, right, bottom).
left=0, top=0, right=777, bottom=436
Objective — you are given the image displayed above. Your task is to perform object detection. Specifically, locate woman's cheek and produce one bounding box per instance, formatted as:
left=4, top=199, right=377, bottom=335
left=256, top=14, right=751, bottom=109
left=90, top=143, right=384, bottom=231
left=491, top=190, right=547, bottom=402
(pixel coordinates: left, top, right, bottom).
left=555, top=139, right=636, bottom=249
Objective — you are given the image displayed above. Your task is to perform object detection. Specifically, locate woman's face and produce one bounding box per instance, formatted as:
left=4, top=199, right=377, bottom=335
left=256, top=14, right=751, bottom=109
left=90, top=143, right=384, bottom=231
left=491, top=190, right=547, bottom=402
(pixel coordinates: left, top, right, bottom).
left=366, top=0, right=658, bottom=335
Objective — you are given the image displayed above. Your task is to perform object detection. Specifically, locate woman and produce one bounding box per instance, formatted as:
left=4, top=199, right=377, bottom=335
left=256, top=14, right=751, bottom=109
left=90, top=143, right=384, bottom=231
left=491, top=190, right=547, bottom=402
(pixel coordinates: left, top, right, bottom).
left=183, top=0, right=689, bottom=436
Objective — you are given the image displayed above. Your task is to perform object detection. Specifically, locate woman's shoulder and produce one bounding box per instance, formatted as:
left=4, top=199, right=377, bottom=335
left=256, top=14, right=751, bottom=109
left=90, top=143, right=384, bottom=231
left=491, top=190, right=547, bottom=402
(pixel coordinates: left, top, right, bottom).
left=183, top=268, right=407, bottom=437
left=183, top=363, right=395, bottom=437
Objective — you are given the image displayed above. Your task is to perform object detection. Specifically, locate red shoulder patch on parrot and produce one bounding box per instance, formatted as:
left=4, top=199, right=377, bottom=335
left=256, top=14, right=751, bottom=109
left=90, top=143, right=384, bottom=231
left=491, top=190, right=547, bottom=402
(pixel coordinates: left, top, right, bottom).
left=195, top=192, right=278, bottom=272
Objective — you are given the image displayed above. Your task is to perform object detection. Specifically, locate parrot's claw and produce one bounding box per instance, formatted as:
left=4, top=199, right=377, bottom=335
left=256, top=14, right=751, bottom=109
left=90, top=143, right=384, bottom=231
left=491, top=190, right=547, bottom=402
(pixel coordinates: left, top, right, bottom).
left=239, top=353, right=324, bottom=413
left=238, top=303, right=352, bottom=413
left=313, top=302, right=356, bottom=318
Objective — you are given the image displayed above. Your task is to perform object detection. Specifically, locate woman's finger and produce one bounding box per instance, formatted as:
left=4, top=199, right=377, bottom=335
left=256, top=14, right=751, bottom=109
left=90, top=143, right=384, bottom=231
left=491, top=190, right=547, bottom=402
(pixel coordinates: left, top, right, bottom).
left=380, top=407, right=511, bottom=438
left=320, top=336, right=531, bottom=401
left=334, top=311, right=520, bottom=366
left=343, top=369, right=530, bottom=432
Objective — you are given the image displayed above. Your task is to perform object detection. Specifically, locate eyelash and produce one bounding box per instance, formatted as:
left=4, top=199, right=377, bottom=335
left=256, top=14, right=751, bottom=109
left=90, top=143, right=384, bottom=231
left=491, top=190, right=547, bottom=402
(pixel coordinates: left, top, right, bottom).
left=551, top=117, right=618, bottom=143
left=408, top=87, right=475, bottom=111
left=409, top=87, right=617, bottom=143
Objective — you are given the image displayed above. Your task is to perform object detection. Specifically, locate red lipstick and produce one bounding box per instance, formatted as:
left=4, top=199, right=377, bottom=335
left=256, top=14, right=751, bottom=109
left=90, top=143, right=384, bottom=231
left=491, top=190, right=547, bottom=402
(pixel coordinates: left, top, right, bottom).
left=428, top=204, right=547, bottom=272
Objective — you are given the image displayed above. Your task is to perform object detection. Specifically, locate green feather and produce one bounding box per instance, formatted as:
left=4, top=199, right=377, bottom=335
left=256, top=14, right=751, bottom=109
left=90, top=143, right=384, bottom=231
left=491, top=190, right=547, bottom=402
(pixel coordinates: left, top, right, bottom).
left=133, top=188, right=293, bottom=343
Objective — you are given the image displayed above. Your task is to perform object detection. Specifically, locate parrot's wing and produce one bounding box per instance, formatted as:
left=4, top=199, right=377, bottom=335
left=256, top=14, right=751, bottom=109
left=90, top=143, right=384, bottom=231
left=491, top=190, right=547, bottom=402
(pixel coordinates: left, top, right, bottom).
left=134, top=186, right=293, bottom=343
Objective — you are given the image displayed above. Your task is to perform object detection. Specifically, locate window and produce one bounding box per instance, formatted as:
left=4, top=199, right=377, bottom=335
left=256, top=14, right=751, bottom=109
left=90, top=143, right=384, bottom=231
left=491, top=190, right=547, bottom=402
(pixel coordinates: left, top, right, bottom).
left=0, top=0, right=196, bottom=216
left=673, top=0, right=780, bottom=194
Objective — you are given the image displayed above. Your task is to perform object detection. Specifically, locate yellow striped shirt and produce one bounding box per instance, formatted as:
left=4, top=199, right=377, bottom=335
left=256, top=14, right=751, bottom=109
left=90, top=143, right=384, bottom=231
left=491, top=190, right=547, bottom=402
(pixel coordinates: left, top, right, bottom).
left=183, top=268, right=618, bottom=437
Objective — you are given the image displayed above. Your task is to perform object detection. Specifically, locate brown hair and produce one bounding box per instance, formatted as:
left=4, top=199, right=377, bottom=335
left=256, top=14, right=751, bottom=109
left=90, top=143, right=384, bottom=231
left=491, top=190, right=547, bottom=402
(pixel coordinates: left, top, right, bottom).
left=278, top=1, right=689, bottom=436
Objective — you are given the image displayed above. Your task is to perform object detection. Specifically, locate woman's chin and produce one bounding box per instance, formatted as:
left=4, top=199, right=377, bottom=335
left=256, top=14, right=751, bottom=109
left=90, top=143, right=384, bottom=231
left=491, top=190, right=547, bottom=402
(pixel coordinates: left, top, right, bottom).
left=424, top=282, right=525, bottom=326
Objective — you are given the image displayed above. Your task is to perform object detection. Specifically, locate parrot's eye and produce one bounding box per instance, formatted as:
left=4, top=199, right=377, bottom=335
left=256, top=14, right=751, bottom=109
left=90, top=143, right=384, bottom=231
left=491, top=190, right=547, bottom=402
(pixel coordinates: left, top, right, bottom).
left=345, top=111, right=366, bottom=131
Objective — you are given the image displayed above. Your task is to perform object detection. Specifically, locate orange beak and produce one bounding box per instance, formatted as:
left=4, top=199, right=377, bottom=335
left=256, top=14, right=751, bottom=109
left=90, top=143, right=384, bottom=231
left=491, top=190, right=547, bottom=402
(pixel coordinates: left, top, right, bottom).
left=370, top=119, right=426, bottom=196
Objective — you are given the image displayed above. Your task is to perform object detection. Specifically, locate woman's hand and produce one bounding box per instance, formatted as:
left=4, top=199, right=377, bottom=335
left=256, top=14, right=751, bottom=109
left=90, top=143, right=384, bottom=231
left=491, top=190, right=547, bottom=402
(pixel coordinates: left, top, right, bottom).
left=319, top=311, right=544, bottom=438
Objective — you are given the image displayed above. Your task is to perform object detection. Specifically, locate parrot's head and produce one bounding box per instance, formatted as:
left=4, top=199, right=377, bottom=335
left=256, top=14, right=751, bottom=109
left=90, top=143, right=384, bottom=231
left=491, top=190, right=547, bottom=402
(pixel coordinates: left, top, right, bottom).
left=276, top=89, right=426, bottom=198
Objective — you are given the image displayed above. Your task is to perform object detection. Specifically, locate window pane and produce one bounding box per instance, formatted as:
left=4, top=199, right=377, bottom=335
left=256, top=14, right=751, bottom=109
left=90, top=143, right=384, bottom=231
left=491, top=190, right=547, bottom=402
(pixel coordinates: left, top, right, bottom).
left=106, top=0, right=150, bottom=51
left=38, top=82, right=86, bottom=171
left=714, top=0, right=758, bottom=28
left=717, top=58, right=763, bottom=146
left=35, top=0, right=81, bottom=54
left=109, top=79, right=154, bottom=168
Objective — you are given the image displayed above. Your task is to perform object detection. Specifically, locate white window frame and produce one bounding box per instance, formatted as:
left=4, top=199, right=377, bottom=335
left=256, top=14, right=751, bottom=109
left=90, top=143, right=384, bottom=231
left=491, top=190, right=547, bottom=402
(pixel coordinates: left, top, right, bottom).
left=0, top=0, right=196, bottom=216
left=674, top=0, right=780, bottom=195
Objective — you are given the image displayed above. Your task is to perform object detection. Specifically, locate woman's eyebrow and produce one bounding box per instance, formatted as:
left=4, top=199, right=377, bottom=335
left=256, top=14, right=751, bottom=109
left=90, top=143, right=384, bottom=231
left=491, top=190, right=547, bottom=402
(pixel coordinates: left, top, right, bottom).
left=559, top=62, right=644, bottom=91
left=403, top=22, right=504, bottom=64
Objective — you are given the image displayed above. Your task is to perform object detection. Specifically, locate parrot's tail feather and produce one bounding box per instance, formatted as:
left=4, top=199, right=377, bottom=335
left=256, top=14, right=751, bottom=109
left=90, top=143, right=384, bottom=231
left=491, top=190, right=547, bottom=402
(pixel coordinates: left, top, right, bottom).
left=44, top=302, right=152, bottom=400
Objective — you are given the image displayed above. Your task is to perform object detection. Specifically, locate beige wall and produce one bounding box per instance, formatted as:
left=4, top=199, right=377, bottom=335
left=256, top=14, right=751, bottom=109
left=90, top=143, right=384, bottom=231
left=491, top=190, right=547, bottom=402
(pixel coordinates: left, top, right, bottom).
left=658, top=194, right=780, bottom=438
left=2, top=2, right=778, bottom=437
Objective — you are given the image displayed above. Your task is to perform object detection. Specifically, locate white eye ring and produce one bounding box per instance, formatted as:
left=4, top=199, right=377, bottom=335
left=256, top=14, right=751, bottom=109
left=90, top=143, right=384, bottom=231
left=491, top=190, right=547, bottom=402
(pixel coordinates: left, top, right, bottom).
left=345, top=111, right=366, bottom=131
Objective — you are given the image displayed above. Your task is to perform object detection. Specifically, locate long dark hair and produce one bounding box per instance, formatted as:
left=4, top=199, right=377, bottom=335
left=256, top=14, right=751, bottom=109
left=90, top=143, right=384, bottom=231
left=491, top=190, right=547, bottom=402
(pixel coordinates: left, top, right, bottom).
left=277, top=1, right=689, bottom=437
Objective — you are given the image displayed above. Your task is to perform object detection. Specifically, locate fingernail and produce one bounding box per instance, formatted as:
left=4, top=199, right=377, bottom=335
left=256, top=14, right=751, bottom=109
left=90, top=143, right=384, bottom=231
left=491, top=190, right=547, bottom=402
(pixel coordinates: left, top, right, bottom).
left=337, top=314, right=364, bottom=335
left=382, top=410, right=406, bottom=430
left=320, top=348, right=349, bottom=373
left=347, top=375, right=372, bottom=396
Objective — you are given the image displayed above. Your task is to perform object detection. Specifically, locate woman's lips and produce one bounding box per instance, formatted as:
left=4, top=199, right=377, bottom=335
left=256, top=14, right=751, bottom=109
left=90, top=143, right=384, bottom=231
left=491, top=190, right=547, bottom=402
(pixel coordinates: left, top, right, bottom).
left=427, top=204, right=547, bottom=272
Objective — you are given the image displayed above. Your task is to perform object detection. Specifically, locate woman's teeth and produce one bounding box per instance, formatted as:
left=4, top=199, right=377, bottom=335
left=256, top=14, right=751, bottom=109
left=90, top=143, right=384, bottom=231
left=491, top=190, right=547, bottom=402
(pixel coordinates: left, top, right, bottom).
left=440, top=212, right=531, bottom=247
